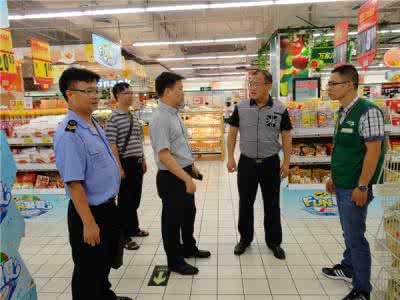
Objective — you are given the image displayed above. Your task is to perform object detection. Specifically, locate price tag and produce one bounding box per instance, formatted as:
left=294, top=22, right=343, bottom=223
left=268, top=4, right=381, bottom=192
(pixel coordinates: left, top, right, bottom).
left=0, top=52, right=16, bottom=74
left=23, top=137, right=34, bottom=144
left=33, top=60, right=52, bottom=79
left=41, top=137, right=52, bottom=144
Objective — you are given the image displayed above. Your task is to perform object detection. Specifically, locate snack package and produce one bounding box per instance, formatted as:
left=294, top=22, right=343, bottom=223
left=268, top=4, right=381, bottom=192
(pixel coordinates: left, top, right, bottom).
left=35, top=175, right=50, bottom=188
left=315, top=144, right=328, bottom=156
left=300, top=144, right=316, bottom=157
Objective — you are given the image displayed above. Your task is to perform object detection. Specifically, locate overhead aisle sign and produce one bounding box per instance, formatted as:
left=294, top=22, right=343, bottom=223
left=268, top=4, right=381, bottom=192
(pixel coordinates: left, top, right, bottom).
left=31, top=38, right=53, bottom=91
left=0, top=29, right=17, bottom=90
left=334, top=19, right=349, bottom=66
left=357, top=0, right=379, bottom=70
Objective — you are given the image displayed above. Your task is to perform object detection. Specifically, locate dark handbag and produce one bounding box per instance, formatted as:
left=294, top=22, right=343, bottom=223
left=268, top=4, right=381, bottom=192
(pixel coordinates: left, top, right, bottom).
left=121, top=113, right=134, bottom=155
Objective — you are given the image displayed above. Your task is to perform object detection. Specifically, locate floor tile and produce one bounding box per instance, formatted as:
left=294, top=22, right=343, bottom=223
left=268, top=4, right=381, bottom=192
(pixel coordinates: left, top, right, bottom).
left=243, top=279, right=270, bottom=295
left=192, top=279, right=218, bottom=294
left=268, top=278, right=297, bottom=295
left=165, top=278, right=193, bottom=294
left=40, top=277, right=70, bottom=293
left=293, top=279, right=325, bottom=295
left=218, top=279, right=243, bottom=294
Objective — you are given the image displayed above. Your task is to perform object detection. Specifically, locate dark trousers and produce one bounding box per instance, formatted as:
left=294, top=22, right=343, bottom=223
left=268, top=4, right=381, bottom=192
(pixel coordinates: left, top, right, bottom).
left=118, top=156, right=143, bottom=239
left=336, top=188, right=372, bottom=293
left=237, top=154, right=282, bottom=247
left=68, top=200, right=120, bottom=300
left=156, top=169, right=197, bottom=267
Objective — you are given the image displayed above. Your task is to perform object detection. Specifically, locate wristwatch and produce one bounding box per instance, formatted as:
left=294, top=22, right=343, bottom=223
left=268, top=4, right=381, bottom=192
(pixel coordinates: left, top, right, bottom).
left=357, top=185, right=368, bottom=192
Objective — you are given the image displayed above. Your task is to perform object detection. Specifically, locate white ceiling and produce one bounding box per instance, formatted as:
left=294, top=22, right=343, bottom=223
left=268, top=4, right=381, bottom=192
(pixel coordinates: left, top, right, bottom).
left=8, top=0, right=400, bottom=78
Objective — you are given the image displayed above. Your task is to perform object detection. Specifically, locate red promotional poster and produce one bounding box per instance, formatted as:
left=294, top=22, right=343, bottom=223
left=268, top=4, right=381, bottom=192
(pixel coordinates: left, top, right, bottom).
left=357, top=0, right=379, bottom=69
left=334, top=19, right=349, bottom=66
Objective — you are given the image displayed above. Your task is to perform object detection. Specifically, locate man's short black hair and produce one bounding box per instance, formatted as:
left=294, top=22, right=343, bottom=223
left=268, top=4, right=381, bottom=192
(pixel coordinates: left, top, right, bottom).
left=59, top=67, right=100, bottom=102
left=155, top=72, right=185, bottom=96
left=254, top=69, right=273, bottom=84
left=332, top=64, right=359, bottom=89
left=112, top=82, right=130, bottom=100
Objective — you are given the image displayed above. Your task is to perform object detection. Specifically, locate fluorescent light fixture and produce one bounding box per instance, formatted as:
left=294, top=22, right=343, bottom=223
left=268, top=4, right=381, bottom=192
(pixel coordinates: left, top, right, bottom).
left=313, top=30, right=398, bottom=37
left=9, top=0, right=340, bottom=20
left=171, top=64, right=251, bottom=70
left=200, top=72, right=248, bottom=76
left=157, top=54, right=257, bottom=62
left=134, top=37, right=258, bottom=47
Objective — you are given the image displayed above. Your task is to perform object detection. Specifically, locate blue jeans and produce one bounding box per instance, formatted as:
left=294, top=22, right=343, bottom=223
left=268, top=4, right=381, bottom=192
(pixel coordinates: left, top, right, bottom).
left=336, top=188, right=372, bottom=293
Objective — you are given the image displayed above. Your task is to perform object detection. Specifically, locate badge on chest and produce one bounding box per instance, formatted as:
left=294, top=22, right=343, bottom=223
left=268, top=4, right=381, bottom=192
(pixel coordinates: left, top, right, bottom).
left=265, top=114, right=279, bottom=128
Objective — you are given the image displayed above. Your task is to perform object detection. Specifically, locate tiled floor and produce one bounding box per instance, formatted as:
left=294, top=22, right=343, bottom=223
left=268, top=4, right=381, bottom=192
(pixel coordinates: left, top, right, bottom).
left=20, top=146, right=383, bottom=300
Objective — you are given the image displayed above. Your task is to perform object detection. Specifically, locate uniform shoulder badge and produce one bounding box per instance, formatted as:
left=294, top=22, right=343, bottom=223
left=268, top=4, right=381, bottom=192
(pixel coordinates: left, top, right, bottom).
left=65, top=120, right=77, bottom=132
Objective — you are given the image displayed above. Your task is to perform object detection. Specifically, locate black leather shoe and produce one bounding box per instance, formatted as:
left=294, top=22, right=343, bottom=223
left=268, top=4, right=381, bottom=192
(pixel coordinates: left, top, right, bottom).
left=169, top=263, right=199, bottom=275
left=184, top=248, right=211, bottom=258
left=117, top=297, right=133, bottom=300
left=234, top=241, right=250, bottom=255
left=269, top=246, right=286, bottom=260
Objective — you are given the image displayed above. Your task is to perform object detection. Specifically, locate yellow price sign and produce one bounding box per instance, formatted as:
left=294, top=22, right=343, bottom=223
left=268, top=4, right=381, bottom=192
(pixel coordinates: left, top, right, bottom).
left=0, top=52, right=16, bottom=74
left=23, top=137, right=34, bottom=144
left=33, top=60, right=52, bottom=79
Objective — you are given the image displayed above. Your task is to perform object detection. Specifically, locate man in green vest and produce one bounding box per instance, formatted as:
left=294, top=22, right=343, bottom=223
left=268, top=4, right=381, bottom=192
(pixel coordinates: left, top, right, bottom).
left=322, top=65, right=385, bottom=300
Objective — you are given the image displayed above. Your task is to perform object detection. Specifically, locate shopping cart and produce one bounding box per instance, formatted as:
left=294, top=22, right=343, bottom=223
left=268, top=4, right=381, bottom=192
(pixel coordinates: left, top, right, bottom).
left=372, top=150, right=400, bottom=300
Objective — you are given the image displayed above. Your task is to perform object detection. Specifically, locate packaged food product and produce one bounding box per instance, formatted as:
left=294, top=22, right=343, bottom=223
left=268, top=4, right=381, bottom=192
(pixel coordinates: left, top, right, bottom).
left=35, top=175, right=50, bottom=188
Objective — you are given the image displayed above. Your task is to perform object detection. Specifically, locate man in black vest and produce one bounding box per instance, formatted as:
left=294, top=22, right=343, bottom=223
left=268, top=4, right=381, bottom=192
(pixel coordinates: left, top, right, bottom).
left=227, top=70, right=293, bottom=259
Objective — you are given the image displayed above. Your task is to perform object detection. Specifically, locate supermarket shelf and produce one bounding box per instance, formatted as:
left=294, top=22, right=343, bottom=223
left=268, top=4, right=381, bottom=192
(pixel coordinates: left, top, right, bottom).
left=293, top=127, right=334, bottom=138
left=12, top=188, right=65, bottom=195
left=17, top=163, right=57, bottom=171
left=287, top=184, right=326, bottom=190
left=8, top=137, right=54, bottom=146
left=290, top=156, right=331, bottom=165
left=192, top=151, right=222, bottom=155
left=185, top=124, right=221, bottom=128
left=387, top=125, right=400, bottom=135
left=188, top=137, right=222, bottom=141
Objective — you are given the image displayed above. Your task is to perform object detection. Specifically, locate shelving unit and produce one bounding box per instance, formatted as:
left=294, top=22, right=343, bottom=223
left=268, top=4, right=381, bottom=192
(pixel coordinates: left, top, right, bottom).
left=180, top=109, right=225, bottom=161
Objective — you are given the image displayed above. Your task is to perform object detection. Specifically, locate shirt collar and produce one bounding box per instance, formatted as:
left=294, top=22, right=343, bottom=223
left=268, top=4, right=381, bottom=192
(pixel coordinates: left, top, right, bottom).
left=250, top=95, right=274, bottom=108
left=159, top=102, right=179, bottom=114
left=67, top=109, right=90, bottom=129
left=340, top=97, right=359, bottom=114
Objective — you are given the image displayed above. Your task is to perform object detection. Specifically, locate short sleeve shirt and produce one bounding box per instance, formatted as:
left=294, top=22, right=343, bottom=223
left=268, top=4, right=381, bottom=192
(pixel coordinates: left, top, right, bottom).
left=150, top=103, right=194, bottom=170
left=54, top=110, right=120, bottom=206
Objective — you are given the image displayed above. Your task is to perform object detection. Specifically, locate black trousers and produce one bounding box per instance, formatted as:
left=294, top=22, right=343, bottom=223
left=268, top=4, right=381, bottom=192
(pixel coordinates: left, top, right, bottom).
left=237, top=154, right=282, bottom=247
left=118, top=156, right=144, bottom=239
left=68, top=200, right=120, bottom=300
left=156, top=169, right=197, bottom=267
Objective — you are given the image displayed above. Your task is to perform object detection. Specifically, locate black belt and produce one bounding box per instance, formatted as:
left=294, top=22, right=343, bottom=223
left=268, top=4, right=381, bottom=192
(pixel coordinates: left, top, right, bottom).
left=121, top=156, right=144, bottom=163
left=241, top=154, right=279, bottom=164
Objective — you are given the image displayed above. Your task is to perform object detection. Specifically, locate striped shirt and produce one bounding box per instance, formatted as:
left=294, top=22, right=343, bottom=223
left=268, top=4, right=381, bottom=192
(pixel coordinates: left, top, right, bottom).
left=105, top=109, right=144, bottom=159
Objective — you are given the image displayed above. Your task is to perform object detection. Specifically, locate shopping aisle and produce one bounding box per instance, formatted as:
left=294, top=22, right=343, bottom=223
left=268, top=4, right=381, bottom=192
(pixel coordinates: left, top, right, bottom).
left=20, top=146, right=382, bottom=300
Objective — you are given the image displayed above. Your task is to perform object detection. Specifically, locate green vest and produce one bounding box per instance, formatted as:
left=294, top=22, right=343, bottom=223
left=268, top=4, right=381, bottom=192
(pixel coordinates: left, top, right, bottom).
left=331, top=99, right=385, bottom=189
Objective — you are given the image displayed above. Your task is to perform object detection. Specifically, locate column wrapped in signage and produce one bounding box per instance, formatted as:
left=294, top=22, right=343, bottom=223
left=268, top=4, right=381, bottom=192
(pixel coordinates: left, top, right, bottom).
left=31, top=38, right=53, bottom=91
left=0, top=29, right=17, bottom=90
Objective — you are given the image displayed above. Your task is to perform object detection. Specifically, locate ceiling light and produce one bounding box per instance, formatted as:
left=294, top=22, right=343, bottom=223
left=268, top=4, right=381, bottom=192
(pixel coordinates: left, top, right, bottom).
left=134, top=37, right=258, bottom=47
left=185, top=76, right=246, bottom=81
left=171, top=64, right=251, bottom=70
left=157, top=54, right=258, bottom=62
left=9, top=0, right=341, bottom=20
left=200, top=72, right=248, bottom=76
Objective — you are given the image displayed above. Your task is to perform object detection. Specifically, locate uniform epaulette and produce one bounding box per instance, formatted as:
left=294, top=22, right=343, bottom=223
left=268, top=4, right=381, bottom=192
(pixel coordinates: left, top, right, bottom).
left=65, top=120, right=77, bottom=132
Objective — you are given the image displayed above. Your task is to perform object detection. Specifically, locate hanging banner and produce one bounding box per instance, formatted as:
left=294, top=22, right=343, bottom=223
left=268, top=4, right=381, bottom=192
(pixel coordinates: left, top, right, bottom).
left=0, top=0, right=9, bottom=28
left=92, top=34, right=122, bottom=69
left=357, top=0, right=379, bottom=70
left=334, top=19, right=349, bottom=66
left=0, top=29, right=17, bottom=90
left=31, top=38, right=53, bottom=91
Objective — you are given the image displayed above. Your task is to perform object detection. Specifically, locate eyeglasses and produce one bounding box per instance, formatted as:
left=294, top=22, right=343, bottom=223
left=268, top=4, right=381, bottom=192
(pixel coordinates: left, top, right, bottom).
left=327, top=81, right=349, bottom=87
left=69, top=88, right=100, bottom=95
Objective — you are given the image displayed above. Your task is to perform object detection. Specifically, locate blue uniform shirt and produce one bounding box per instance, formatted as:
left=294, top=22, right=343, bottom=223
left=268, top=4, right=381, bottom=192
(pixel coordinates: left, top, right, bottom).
left=54, top=110, right=120, bottom=206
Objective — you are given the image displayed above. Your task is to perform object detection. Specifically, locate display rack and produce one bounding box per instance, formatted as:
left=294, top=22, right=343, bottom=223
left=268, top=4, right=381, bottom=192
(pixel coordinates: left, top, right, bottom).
left=372, top=151, right=400, bottom=300
left=180, top=109, right=225, bottom=160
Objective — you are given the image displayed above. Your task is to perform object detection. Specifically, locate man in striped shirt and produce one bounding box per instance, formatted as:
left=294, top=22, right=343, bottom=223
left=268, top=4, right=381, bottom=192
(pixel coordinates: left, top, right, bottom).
left=105, top=82, right=149, bottom=251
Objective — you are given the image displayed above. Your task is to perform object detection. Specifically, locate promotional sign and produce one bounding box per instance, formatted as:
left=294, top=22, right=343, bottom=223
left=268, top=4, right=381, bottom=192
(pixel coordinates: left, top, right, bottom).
left=0, top=0, right=9, bottom=28
left=357, top=0, right=379, bottom=69
left=0, top=29, right=17, bottom=90
left=334, top=19, right=349, bottom=66
left=31, top=38, right=53, bottom=91
left=384, top=48, right=400, bottom=68
left=92, top=34, right=122, bottom=69
left=0, top=131, right=38, bottom=300
left=310, top=47, right=334, bottom=70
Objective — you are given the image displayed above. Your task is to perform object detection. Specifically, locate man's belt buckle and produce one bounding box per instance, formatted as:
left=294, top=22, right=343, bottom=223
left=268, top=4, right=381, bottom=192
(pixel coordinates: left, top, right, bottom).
left=255, top=158, right=263, bottom=164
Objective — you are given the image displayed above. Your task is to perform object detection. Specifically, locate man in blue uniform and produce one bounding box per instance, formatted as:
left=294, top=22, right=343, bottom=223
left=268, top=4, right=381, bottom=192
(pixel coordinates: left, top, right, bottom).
left=54, top=68, right=130, bottom=300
